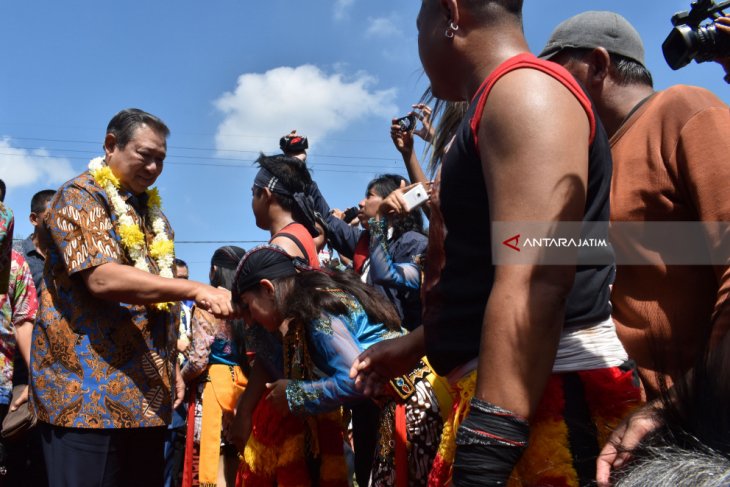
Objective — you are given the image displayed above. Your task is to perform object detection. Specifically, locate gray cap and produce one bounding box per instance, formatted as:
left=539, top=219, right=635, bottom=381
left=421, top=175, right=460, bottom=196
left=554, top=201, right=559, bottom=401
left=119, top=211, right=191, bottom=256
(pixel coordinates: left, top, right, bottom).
left=539, top=11, right=646, bottom=68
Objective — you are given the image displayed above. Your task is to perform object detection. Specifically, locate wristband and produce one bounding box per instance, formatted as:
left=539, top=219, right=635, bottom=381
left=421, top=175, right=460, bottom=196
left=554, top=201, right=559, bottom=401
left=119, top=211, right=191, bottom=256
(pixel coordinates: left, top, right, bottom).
left=453, top=398, right=530, bottom=486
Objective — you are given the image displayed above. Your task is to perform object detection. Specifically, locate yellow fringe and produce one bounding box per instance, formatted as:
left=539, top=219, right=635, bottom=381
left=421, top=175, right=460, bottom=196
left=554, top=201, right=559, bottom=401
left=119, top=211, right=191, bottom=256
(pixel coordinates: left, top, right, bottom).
left=435, top=370, right=477, bottom=464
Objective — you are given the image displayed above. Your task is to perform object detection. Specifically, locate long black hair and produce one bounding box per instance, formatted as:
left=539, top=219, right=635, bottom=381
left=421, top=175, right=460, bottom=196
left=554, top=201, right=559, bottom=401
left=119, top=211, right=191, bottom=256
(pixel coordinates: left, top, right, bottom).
left=233, top=245, right=401, bottom=331
left=276, top=270, right=401, bottom=331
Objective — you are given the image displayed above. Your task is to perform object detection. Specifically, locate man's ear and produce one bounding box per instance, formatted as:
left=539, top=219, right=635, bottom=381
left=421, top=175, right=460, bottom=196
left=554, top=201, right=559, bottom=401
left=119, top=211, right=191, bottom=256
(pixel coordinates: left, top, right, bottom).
left=586, top=47, right=611, bottom=84
left=441, top=0, right=460, bottom=25
left=103, top=133, right=117, bottom=158
left=29, top=212, right=39, bottom=227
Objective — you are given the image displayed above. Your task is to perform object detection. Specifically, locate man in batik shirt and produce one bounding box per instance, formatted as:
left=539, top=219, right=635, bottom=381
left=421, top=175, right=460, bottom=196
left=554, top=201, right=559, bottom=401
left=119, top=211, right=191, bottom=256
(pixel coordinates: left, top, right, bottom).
left=30, top=108, right=234, bottom=487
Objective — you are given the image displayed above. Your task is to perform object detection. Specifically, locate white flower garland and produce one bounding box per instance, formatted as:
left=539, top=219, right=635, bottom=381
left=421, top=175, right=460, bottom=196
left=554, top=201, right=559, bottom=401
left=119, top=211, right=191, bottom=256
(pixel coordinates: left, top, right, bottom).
left=88, top=157, right=175, bottom=309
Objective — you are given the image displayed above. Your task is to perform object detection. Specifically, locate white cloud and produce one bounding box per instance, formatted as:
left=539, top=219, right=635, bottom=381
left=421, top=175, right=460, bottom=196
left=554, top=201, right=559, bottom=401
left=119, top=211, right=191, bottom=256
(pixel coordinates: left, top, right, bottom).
left=366, top=17, right=402, bottom=38
left=333, top=0, right=355, bottom=21
left=0, top=138, right=76, bottom=189
left=214, top=65, right=397, bottom=153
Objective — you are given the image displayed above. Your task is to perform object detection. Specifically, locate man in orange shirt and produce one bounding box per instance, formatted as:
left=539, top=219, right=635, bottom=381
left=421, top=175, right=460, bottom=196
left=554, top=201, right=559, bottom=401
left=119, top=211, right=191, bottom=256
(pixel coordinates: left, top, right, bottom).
left=541, top=11, right=730, bottom=484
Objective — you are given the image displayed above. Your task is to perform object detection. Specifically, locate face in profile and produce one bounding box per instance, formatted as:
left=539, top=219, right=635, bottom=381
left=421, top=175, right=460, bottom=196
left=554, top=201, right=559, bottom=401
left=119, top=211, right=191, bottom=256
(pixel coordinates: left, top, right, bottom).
left=251, top=187, right=269, bottom=230
left=358, top=189, right=383, bottom=225
left=416, top=0, right=465, bottom=101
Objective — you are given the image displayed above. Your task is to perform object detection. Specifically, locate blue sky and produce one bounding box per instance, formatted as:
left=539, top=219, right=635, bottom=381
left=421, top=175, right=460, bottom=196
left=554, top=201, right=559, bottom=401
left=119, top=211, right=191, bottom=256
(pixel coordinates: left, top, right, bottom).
left=2, top=0, right=728, bottom=281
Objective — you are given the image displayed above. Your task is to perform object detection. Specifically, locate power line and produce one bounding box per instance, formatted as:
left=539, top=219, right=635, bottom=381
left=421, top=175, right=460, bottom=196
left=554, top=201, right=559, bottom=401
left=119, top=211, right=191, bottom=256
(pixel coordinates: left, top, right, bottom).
left=3, top=136, right=404, bottom=162
left=0, top=150, right=405, bottom=175
left=5, top=144, right=403, bottom=170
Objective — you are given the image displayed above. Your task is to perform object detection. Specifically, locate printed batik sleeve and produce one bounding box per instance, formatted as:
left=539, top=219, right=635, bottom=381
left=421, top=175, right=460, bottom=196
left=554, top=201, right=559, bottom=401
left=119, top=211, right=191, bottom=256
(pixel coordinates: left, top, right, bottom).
left=50, top=185, right=122, bottom=275
left=181, top=308, right=215, bottom=382
left=285, top=313, right=365, bottom=415
left=10, top=252, right=37, bottom=327
left=368, top=217, right=421, bottom=291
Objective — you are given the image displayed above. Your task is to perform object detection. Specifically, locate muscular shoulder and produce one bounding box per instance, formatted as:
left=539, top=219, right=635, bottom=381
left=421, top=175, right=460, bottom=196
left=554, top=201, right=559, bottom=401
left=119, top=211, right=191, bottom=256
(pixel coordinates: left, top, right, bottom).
left=483, top=68, right=590, bottom=145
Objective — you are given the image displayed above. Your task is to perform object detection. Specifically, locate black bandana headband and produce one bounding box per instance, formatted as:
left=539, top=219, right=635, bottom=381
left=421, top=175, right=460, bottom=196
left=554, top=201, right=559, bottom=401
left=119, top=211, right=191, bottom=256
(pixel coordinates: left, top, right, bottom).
left=252, top=166, right=321, bottom=238
left=253, top=167, right=291, bottom=197
left=233, top=244, right=313, bottom=297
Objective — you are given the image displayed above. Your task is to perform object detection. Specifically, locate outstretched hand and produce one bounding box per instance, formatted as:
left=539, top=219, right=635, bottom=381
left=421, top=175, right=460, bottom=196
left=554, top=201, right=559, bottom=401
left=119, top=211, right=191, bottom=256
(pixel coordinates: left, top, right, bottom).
left=194, top=284, right=234, bottom=318
left=412, top=103, right=434, bottom=142
left=390, top=119, right=414, bottom=156
left=714, top=16, right=730, bottom=80
left=350, top=332, right=423, bottom=397
left=377, top=181, right=431, bottom=217
left=596, top=402, right=662, bottom=486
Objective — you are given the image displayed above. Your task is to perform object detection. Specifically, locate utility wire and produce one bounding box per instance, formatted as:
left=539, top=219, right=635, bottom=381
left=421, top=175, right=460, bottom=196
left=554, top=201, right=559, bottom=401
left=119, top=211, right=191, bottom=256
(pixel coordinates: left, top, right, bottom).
left=3, top=136, right=403, bottom=162
left=0, top=151, right=404, bottom=175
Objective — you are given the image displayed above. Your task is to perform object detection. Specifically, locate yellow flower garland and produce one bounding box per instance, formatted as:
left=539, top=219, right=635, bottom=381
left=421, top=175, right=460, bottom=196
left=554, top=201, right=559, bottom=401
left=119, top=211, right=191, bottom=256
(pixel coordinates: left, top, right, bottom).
left=89, top=157, right=175, bottom=311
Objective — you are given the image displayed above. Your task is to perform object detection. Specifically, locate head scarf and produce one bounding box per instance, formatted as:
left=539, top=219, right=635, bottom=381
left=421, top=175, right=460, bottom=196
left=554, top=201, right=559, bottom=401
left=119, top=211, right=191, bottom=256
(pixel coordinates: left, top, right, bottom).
left=233, top=244, right=303, bottom=297
left=211, top=245, right=246, bottom=270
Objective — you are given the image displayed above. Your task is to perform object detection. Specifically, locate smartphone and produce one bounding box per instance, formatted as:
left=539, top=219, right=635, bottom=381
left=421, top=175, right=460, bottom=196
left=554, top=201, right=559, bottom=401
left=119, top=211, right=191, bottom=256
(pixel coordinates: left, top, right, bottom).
left=402, top=183, right=429, bottom=212
left=396, top=113, right=417, bottom=133
left=342, top=206, right=360, bottom=222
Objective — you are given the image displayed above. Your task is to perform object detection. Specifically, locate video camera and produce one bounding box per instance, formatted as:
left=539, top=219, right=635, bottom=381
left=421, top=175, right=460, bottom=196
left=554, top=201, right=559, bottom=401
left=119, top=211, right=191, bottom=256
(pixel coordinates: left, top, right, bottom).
left=663, top=0, right=730, bottom=70
left=280, top=134, right=309, bottom=153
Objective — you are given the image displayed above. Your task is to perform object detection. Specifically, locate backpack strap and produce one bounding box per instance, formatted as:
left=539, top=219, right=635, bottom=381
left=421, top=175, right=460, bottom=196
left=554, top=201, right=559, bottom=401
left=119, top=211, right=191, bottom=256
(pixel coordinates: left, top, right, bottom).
left=275, top=232, right=309, bottom=261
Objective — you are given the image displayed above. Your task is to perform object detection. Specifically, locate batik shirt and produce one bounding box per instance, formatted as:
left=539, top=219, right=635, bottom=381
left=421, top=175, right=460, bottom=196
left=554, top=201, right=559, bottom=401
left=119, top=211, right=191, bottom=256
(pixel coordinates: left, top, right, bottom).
left=30, top=172, right=179, bottom=429
left=181, top=307, right=240, bottom=383
left=0, top=250, right=37, bottom=404
left=285, top=291, right=405, bottom=415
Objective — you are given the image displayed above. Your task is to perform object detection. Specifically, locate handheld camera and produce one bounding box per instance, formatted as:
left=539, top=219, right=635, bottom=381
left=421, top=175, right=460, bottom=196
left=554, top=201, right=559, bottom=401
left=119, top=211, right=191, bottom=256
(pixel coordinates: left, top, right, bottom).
left=396, top=113, right=417, bottom=133
left=663, top=0, right=730, bottom=70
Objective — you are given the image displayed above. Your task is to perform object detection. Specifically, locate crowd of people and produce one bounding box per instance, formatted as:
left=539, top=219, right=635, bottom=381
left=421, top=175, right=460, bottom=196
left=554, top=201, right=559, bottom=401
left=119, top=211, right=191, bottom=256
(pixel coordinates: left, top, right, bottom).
left=1, top=1, right=730, bottom=486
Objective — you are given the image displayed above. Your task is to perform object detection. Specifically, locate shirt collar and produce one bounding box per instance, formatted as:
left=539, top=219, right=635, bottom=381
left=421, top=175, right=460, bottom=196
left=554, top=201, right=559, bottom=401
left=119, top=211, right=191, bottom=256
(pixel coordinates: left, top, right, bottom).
left=118, top=187, right=150, bottom=213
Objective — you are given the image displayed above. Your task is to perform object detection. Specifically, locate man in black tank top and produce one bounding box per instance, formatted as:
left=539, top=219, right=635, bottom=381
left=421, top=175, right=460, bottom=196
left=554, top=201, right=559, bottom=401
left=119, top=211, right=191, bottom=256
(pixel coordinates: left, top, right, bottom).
left=351, top=2, right=639, bottom=486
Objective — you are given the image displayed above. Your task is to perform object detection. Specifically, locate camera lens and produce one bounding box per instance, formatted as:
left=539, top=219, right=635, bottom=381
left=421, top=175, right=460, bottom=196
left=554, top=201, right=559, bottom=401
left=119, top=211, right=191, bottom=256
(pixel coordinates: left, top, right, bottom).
left=664, top=22, right=730, bottom=70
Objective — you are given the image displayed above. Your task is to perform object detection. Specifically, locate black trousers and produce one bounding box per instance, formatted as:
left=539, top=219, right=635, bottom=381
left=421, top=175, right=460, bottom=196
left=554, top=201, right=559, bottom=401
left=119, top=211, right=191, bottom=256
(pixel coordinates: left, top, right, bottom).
left=351, top=400, right=381, bottom=487
left=39, top=422, right=166, bottom=487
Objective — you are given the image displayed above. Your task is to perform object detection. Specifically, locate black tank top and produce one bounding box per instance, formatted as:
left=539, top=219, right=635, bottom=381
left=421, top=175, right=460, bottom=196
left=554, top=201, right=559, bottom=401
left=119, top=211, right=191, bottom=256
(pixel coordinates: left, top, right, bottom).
left=421, top=53, right=614, bottom=376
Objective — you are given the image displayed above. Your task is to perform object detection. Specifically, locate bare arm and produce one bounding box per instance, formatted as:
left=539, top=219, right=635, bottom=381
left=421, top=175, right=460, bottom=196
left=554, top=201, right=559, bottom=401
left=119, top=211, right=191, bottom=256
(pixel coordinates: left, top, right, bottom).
left=81, top=262, right=233, bottom=317
left=474, top=69, right=590, bottom=418
left=390, top=119, right=429, bottom=185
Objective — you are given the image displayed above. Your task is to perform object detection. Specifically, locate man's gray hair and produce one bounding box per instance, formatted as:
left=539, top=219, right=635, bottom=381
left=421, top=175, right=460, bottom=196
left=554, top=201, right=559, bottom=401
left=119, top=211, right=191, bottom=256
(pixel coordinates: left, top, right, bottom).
left=106, top=108, right=170, bottom=149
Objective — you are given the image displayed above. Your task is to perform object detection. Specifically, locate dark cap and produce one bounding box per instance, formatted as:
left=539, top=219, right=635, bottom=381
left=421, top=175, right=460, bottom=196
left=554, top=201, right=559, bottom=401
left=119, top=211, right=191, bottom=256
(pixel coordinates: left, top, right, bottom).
left=539, top=11, right=646, bottom=68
